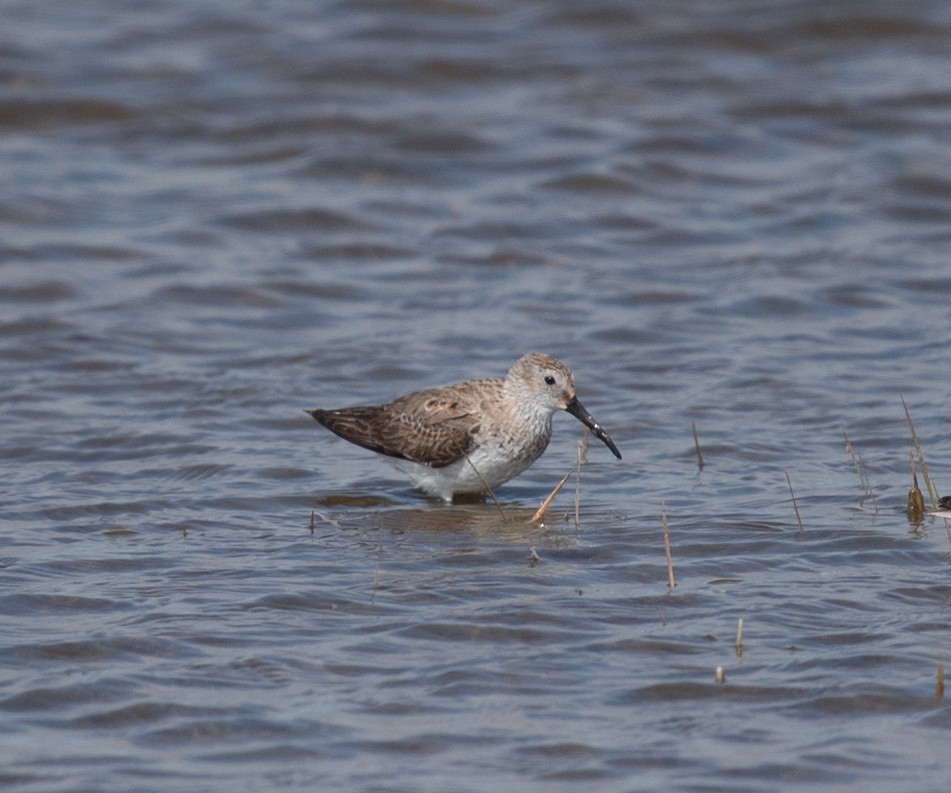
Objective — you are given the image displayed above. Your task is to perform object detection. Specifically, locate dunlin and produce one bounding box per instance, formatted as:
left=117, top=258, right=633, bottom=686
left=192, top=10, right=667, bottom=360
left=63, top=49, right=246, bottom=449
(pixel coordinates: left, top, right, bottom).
left=306, top=352, right=621, bottom=502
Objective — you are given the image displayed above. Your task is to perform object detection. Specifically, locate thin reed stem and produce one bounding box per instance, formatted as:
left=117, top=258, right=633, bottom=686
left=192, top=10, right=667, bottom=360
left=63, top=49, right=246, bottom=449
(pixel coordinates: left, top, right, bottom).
left=907, top=453, right=925, bottom=522
left=901, top=394, right=938, bottom=508
left=530, top=470, right=572, bottom=524
left=574, top=435, right=585, bottom=528
left=843, top=431, right=878, bottom=511
left=662, top=502, right=676, bottom=589
left=785, top=471, right=804, bottom=534
left=692, top=421, right=704, bottom=471
left=462, top=451, right=507, bottom=520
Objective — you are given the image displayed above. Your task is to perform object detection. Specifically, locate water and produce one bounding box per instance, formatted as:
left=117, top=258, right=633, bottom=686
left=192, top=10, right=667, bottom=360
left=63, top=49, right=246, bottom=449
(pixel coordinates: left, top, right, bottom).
left=3, top=0, right=951, bottom=790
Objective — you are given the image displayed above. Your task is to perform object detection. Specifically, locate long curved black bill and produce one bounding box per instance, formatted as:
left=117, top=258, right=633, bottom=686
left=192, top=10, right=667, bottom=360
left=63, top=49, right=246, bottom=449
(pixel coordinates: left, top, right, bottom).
left=565, top=396, right=622, bottom=459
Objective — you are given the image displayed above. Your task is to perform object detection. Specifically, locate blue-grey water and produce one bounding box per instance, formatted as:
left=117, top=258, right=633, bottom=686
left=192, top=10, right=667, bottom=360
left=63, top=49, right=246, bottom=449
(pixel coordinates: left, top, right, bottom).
left=3, top=1, right=951, bottom=790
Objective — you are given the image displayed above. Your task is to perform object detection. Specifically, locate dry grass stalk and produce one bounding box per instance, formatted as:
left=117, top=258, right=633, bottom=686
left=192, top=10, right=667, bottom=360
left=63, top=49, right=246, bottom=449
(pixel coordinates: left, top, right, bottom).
left=529, top=546, right=540, bottom=567
left=530, top=470, right=572, bottom=524
left=843, top=431, right=878, bottom=511
left=785, top=471, right=804, bottom=534
left=662, top=502, right=676, bottom=589
left=907, top=453, right=925, bottom=522
left=715, top=666, right=726, bottom=685
left=309, top=510, right=316, bottom=533
left=574, top=432, right=588, bottom=528
left=901, top=394, right=937, bottom=508
left=462, top=451, right=507, bottom=520
left=937, top=656, right=945, bottom=703
left=735, top=617, right=744, bottom=657
left=692, top=420, right=704, bottom=471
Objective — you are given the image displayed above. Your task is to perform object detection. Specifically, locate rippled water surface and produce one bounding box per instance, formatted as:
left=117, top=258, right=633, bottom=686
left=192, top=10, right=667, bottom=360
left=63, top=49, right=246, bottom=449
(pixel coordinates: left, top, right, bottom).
left=3, top=1, right=951, bottom=790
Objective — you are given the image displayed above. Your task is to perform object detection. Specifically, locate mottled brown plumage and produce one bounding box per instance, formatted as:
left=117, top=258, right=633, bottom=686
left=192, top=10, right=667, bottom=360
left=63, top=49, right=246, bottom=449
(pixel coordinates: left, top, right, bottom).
left=307, top=380, right=502, bottom=468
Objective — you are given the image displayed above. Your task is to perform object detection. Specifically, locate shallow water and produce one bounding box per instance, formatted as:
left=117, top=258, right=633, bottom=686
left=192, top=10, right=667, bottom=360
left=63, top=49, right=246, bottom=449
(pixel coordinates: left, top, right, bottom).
left=3, top=0, right=951, bottom=790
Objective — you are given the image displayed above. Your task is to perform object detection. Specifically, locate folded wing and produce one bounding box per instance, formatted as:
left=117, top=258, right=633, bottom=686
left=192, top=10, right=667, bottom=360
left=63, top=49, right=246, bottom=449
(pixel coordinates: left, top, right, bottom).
left=308, top=386, right=484, bottom=468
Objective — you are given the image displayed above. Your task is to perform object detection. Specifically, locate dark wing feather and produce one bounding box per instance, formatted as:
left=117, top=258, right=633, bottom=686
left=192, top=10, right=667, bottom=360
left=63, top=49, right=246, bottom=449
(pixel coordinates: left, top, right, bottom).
left=307, top=406, right=410, bottom=460
left=307, top=379, right=499, bottom=467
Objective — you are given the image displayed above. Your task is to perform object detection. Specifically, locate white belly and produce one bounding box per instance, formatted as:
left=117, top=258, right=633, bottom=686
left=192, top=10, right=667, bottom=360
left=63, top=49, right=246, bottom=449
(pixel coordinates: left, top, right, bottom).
left=393, top=427, right=551, bottom=501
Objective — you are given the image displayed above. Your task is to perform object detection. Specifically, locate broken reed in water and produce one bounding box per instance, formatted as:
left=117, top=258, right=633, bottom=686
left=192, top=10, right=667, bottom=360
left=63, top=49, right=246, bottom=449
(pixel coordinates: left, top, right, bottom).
left=462, top=451, right=507, bottom=520
left=937, top=656, right=945, bottom=703
left=574, top=431, right=588, bottom=528
left=662, top=502, right=675, bottom=589
left=530, top=470, right=572, bottom=525
left=901, top=394, right=937, bottom=508
left=691, top=420, right=704, bottom=471
left=843, top=431, right=878, bottom=511
left=907, top=454, right=925, bottom=522
left=785, top=471, right=804, bottom=533
left=533, top=427, right=591, bottom=526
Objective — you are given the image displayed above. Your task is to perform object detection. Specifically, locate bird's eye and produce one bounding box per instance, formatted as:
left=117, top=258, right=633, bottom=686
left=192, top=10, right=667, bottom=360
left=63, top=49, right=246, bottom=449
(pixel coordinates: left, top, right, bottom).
left=544, top=375, right=556, bottom=385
